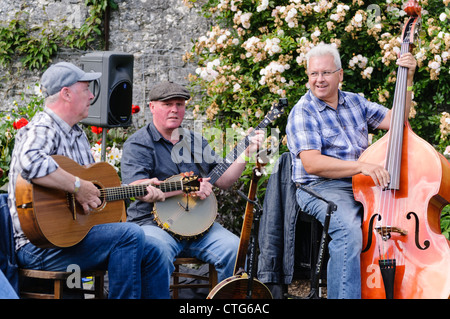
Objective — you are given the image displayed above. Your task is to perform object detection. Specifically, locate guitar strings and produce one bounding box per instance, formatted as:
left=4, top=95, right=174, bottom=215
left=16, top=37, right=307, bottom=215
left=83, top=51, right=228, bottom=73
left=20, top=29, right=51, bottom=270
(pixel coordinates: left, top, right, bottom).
left=98, top=180, right=184, bottom=201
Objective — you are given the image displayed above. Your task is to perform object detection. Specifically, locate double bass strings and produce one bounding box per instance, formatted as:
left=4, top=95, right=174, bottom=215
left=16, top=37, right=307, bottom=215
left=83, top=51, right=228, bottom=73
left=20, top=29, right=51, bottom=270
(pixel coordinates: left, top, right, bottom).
left=377, top=27, right=412, bottom=263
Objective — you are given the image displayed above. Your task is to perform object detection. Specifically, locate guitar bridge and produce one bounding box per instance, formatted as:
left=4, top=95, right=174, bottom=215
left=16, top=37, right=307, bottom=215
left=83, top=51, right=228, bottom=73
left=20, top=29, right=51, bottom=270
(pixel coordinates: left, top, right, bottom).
left=66, top=193, right=77, bottom=220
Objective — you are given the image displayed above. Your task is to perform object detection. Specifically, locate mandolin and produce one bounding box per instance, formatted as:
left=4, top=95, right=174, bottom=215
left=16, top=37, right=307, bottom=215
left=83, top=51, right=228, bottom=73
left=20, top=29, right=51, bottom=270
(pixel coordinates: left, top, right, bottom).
left=15, top=155, right=199, bottom=248
left=207, top=149, right=273, bottom=299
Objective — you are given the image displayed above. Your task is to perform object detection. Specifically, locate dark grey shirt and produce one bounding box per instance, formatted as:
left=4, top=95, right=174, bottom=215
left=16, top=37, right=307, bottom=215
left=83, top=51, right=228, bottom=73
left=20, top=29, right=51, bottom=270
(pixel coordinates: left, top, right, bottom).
left=121, top=122, right=220, bottom=225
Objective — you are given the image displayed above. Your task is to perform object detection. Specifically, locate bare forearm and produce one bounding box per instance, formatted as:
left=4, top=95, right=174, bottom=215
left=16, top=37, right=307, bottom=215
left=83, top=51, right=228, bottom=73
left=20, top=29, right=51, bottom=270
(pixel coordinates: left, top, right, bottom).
left=31, top=167, right=77, bottom=193
left=302, top=153, right=361, bottom=179
left=300, top=150, right=390, bottom=187
left=214, top=160, right=246, bottom=189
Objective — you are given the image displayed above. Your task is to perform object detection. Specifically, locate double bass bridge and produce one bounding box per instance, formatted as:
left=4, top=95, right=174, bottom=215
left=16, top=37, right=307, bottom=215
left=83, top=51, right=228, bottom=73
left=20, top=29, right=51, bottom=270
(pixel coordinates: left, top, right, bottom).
left=375, top=225, right=408, bottom=241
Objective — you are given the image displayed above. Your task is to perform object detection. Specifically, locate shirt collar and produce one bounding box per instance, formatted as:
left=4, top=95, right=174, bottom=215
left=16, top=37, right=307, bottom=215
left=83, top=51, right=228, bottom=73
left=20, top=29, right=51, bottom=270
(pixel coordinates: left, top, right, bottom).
left=44, top=107, right=83, bottom=138
left=308, top=89, right=346, bottom=111
left=148, top=121, right=185, bottom=144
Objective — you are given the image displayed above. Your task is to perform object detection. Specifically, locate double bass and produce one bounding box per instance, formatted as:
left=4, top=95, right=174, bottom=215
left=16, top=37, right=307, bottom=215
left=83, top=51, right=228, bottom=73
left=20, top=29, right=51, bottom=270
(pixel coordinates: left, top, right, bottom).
left=352, top=0, right=450, bottom=299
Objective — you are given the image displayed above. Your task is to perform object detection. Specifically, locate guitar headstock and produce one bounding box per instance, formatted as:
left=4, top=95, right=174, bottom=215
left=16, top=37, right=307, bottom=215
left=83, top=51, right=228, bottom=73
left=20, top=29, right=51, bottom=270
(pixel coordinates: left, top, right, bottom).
left=180, top=172, right=200, bottom=192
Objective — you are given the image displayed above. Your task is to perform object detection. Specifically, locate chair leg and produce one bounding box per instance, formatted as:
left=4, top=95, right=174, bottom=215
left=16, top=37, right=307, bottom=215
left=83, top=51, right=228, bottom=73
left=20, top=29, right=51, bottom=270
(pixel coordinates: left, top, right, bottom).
left=209, top=263, right=217, bottom=288
left=54, top=279, right=63, bottom=299
left=94, top=274, right=105, bottom=299
left=173, top=263, right=180, bottom=299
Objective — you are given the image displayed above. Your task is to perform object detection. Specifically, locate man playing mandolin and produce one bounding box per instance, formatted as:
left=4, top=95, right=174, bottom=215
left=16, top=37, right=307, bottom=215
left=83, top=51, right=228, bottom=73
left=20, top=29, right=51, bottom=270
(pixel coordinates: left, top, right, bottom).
left=121, top=81, right=264, bottom=296
left=8, top=62, right=168, bottom=298
left=286, top=43, right=416, bottom=298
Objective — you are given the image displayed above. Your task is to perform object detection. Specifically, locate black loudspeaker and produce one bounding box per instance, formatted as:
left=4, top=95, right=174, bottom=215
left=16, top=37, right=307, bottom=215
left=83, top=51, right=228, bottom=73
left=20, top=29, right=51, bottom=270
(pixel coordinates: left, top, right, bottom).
left=80, top=51, right=134, bottom=127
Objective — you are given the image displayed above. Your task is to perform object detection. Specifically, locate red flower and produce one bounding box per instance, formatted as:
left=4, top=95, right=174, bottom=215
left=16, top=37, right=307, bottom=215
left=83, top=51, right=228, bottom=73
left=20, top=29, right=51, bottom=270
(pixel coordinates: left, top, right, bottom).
left=13, top=118, right=28, bottom=130
left=132, top=104, right=140, bottom=114
left=91, top=126, right=103, bottom=134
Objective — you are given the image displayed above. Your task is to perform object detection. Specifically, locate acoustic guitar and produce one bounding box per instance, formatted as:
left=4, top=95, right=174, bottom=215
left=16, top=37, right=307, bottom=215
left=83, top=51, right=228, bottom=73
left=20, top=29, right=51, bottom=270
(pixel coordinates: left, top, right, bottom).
left=153, top=98, right=287, bottom=239
left=15, top=155, right=199, bottom=248
left=207, top=150, right=273, bottom=299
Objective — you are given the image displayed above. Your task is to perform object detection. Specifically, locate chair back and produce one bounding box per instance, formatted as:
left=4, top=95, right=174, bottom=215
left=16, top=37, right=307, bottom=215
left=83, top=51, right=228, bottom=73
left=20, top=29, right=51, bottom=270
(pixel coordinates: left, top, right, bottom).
left=0, top=193, right=19, bottom=293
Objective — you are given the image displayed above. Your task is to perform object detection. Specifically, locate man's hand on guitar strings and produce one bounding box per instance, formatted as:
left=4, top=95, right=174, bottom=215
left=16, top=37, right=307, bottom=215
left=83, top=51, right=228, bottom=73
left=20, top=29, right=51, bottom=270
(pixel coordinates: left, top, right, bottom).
left=132, top=178, right=165, bottom=203
left=75, top=179, right=102, bottom=215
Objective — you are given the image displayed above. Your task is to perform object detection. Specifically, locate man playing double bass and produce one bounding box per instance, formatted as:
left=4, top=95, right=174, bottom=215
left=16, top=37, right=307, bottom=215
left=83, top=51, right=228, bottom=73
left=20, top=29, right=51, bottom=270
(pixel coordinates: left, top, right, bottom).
left=286, top=43, right=416, bottom=299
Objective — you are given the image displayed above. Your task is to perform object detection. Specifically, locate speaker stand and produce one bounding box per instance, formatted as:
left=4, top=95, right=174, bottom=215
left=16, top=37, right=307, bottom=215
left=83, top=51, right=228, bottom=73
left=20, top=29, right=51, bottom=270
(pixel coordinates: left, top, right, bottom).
left=101, top=129, right=107, bottom=162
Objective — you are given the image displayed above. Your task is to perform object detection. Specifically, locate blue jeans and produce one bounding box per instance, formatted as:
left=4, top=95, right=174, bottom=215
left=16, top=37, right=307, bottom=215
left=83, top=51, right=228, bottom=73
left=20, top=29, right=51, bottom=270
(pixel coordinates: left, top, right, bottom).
left=141, top=222, right=239, bottom=286
left=0, top=270, right=18, bottom=299
left=296, top=179, right=363, bottom=299
left=17, top=222, right=169, bottom=299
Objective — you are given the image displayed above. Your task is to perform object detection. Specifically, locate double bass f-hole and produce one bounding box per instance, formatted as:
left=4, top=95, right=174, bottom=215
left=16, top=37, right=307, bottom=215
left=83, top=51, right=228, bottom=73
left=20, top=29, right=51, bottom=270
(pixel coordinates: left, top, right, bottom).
left=406, top=212, right=431, bottom=250
left=362, top=211, right=430, bottom=253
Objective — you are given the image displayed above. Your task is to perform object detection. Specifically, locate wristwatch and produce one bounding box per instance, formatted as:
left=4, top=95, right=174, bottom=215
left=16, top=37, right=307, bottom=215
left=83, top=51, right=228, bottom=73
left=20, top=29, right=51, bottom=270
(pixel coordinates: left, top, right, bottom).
left=73, top=176, right=81, bottom=194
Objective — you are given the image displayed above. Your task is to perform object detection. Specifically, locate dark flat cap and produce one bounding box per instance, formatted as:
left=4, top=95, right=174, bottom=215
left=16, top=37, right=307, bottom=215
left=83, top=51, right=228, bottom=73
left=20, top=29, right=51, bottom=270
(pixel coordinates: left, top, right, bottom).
left=149, top=81, right=191, bottom=101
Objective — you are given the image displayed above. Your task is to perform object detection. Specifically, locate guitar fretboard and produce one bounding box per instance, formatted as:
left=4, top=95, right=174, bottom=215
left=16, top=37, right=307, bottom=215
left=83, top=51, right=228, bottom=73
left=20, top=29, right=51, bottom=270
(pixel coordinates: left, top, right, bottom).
left=102, top=181, right=184, bottom=201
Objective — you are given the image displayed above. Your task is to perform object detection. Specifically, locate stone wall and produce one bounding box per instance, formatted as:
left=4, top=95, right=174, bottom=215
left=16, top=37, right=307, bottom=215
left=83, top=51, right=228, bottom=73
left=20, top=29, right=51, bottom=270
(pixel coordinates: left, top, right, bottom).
left=0, top=0, right=210, bottom=126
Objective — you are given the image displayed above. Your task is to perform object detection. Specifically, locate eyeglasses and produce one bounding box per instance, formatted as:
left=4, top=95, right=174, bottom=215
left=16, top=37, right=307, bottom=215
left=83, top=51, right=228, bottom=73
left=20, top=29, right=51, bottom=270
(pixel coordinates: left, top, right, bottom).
left=308, top=68, right=341, bottom=78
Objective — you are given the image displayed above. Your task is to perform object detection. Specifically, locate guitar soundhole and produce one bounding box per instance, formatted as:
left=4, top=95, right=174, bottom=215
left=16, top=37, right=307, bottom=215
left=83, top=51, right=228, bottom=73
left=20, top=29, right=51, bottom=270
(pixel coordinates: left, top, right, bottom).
left=93, top=182, right=106, bottom=211
left=65, top=182, right=106, bottom=215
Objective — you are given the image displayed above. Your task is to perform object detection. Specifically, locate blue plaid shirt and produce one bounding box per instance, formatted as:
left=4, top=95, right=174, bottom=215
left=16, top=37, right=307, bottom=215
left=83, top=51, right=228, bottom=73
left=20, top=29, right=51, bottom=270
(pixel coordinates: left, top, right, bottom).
left=286, top=89, right=388, bottom=184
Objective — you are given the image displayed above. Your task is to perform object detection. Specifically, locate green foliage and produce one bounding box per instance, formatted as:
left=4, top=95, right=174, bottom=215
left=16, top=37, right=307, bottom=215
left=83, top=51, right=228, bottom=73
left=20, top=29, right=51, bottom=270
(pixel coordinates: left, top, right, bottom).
left=442, top=205, right=450, bottom=240
left=184, top=0, right=450, bottom=234
left=0, top=87, right=44, bottom=189
left=0, top=0, right=117, bottom=70
left=185, top=0, right=449, bottom=150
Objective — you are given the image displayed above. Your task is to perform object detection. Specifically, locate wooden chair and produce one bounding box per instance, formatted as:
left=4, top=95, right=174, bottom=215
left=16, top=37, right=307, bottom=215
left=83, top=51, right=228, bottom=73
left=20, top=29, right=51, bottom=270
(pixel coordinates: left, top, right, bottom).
left=19, top=268, right=106, bottom=299
left=171, top=257, right=217, bottom=299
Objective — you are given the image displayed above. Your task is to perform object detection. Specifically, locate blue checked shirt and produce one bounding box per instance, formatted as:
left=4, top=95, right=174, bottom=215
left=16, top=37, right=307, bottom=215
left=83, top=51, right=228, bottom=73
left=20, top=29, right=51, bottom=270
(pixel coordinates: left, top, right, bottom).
left=286, top=89, right=388, bottom=184
left=7, top=107, right=95, bottom=250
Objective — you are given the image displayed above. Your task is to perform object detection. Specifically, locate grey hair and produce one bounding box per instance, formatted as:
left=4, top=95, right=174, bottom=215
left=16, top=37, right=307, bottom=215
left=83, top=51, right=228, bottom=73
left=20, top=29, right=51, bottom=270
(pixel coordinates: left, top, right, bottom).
left=44, top=91, right=60, bottom=106
left=306, top=43, right=342, bottom=70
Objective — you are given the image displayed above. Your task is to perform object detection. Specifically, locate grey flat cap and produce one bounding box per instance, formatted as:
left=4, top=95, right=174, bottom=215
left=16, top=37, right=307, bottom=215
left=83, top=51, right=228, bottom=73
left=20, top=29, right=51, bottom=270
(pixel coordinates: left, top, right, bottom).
left=41, top=62, right=102, bottom=97
left=149, top=81, right=191, bottom=101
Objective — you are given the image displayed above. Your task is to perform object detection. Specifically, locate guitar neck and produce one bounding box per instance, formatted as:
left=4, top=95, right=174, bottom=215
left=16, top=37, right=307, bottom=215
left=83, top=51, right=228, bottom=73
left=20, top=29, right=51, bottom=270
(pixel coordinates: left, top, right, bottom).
left=207, top=117, right=272, bottom=185
left=104, top=180, right=183, bottom=201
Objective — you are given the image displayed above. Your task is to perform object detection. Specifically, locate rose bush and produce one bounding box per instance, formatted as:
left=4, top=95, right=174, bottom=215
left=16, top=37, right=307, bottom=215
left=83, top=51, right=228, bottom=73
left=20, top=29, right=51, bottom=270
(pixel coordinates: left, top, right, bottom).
left=184, top=0, right=450, bottom=235
left=185, top=0, right=449, bottom=152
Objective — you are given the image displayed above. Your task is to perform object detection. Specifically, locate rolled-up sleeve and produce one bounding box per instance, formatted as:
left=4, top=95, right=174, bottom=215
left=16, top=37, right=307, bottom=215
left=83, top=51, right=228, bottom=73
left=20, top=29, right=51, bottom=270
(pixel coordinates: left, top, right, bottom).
left=15, top=124, right=59, bottom=181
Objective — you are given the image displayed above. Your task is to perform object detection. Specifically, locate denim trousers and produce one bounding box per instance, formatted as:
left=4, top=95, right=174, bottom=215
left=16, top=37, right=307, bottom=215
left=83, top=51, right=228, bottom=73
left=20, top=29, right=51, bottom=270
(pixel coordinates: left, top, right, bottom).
left=141, top=222, right=239, bottom=286
left=295, top=178, right=363, bottom=299
left=17, top=222, right=169, bottom=299
left=0, top=270, right=18, bottom=299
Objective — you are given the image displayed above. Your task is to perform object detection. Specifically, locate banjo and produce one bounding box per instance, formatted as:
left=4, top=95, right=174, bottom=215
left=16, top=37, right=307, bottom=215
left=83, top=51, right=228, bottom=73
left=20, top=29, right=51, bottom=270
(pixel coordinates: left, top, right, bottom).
left=153, top=98, right=286, bottom=238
